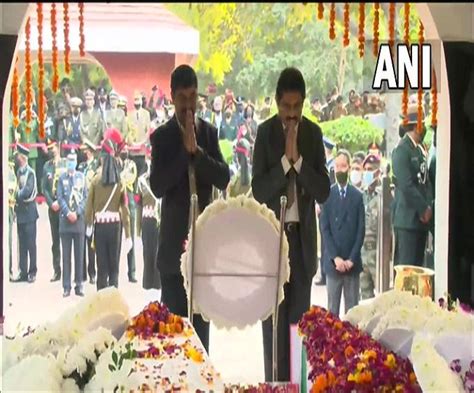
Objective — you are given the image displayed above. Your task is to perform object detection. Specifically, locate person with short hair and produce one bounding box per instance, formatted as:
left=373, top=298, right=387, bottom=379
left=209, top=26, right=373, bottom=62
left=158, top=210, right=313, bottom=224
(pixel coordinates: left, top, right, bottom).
left=350, top=156, right=364, bottom=190
left=150, top=65, right=230, bottom=354
left=320, top=149, right=365, bottom=316
left=330, top=95, right=348, bottom=120
left=80, top=89, right=104, bottom=146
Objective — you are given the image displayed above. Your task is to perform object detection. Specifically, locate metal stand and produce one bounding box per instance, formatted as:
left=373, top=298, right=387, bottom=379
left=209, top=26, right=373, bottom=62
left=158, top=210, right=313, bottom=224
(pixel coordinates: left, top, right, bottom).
left=188, top=193, right=199, bottom=325
left=272, top=196, right=287, bottom=382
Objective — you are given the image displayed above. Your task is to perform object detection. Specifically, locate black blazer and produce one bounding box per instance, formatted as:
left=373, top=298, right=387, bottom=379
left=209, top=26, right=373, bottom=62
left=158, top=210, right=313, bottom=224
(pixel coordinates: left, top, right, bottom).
left=251, top=115, right=330, bottom=278
left=320, top=184, right=365, bottom=277
left=150, top=115, right=230, bottom=275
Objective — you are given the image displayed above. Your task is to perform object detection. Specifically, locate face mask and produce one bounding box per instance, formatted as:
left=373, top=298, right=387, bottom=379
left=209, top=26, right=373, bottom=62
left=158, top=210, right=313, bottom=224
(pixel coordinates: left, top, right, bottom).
left=336, top=170, right=348, bottom=185
left=363, top=170, right=375, bottom=188
left=73, top=109, right=80, bottom=116
left=350, top=170, right=362, bottom=185
left=134, top=104, right=141, bottom=110
left=226, top=113, right=232, bottom=119
left=67, top=161, right=76, bottom=171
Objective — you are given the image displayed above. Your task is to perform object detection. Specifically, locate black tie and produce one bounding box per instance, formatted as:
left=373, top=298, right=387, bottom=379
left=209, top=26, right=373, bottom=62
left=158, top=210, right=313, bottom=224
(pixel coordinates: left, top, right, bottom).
left=340, top=188, right=346, bottom=199
left=287, top=167, right=296, bottom=209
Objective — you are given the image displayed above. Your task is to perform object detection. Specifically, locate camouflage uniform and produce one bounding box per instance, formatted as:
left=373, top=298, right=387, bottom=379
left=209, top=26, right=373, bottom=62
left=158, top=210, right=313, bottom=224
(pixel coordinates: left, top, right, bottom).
left=360, top=186, right=380, bottom=300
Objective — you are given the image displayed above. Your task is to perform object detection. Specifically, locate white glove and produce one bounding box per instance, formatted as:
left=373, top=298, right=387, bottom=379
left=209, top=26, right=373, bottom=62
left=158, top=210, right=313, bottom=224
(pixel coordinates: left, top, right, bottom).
left=86, top=225, right=93, bottom=238
left=124, top=238, right=133, bottom=254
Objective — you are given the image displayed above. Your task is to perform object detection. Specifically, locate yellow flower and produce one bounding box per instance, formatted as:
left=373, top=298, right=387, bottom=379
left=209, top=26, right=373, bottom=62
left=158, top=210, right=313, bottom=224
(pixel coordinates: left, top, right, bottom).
left=362, top=349, right=377, bottom=361
left=384, top=353, right=397, bottom=369
left=347, top=373, right=356, bottom=382
left=357, top=362, right=366, bottom=371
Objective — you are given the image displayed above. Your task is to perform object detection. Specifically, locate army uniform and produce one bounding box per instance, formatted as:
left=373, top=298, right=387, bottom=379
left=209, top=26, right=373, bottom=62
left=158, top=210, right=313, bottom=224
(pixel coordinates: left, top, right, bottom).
left=85, top=169, right=131, bottom=290
left=41, top=147, right=65, bottom=280
left=18, top=115, right=40, bottom=185
left=80, top=104, right=105, bottom=147
left=137, top=169, right=162, bottom=290
left=127, top=93, right=151, bottom=177
left=8, top=162, right=17, bottom=280
left=57, top=156, right=88, bottom=297
left=14, top=145, right=39, bottom=283
left=77, top=144, right=100, bottom=283
left=392, top=133, right=433, bottom=266
left=360, top=186, right=380, bottom=299
left=106, top=91, right=128, bottom=135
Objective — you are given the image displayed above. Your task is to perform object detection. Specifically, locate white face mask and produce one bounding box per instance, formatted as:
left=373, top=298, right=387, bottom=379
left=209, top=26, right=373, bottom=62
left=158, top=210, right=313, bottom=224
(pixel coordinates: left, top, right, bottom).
left=350, top=170, right=362, bottom=185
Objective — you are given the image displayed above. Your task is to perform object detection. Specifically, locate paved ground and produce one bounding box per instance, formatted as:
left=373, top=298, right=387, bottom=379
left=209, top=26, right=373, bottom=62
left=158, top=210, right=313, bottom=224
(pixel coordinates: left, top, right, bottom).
left=4, top=202, right=337, bottom=384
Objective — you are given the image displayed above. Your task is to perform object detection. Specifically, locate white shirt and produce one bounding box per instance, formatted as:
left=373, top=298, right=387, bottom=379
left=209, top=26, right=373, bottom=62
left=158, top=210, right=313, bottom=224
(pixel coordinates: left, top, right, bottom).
left=337, top=183, right=348, bottom=198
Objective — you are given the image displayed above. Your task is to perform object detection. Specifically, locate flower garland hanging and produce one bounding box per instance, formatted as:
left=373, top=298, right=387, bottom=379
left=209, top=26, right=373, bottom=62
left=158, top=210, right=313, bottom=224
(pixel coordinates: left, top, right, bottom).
left=24, top=17, right=32, bottom=133
left=37, top=2, right=45, bottom=140
left=11, top=61, right=20, bottom=129
left=404, top=3, right=410, bottom=45
left=358, top=3, right=365, bottom=58
left=402, top=3, right=411, bottom=125
left=329, top=3, right=336, bottom=40
left=318, top=3, right=324, bottom=20
left=51, top=3, right=59, bottom=93
left=373, top=3, right=380, bottom=57
left=388, top=3, right=396, bottom=54
left=343, top=3, right=350, bottom=47
left=431, top=68, right=438, bottom=127
left=417, top=21, right=425, bottom=134
left=78, top=3, right=85, bottom=57
left=63, top=2, right=70, bottom=74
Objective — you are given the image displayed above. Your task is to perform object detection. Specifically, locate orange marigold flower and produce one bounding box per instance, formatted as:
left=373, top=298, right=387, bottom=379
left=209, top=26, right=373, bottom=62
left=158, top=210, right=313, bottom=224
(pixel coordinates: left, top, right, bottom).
left=334, top=320, right=343, bottom=330
left=327, top=370, right=336, bottom=386
left=410, top=372, right=417, bottom=384
left=344, top=345, right=355, bottom=358
left=312, top=374, right=328, bottom=393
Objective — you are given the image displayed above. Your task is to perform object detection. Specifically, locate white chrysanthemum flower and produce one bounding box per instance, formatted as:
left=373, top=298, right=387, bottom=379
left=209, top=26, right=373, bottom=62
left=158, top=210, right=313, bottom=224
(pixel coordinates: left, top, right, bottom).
left=372, top=306, right=428, bottom=340
left=2, top=336, right=26, bottom=372
left=342, top=303, right=371, bottom=326
left=61, top=378, right=81, bottom=393
left=424, top=311, right=474, bottom=336
left=3, top=354, right=63, bottom=392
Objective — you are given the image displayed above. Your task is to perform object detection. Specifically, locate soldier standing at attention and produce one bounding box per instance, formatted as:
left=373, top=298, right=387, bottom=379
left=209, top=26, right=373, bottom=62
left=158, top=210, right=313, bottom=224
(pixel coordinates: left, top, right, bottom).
left=11, top=144, right=39, bottom=283
left=392, top=105, right=433, bottom=266
left=360, top=154, right=381, bottom=300
left=106, top=90, right=128, bottom=136
left=137, top=149, right=162, bottom=290
left=85, top=129, right=132, bottom=291
left=78, top=140, right=100, bottom=284
left=57, top=153, right=87, bottom=297
left=128, top=91, right=151, bottom=177
left=41, top=141, right=63, bottom=282
left=80, top=89, right=105, bottom=147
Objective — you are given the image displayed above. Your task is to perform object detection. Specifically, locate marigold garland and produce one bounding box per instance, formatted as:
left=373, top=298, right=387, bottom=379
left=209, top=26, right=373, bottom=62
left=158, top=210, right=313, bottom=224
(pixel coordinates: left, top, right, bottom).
left=402, top=85, right=409, bottom=126
left=24, top=17, right=32, bottom=133
left=78, top=3, right=85, bottom=57
left=63, top=2, right=70, bottom=74
left=318, top=3, right=324, bottom=20
left=373, top=3, right=380, bottom=57
left=358, top=3, right=365, bottom=58
left=343, top=3, right=350, bottom=47
left=431, top=68, right=438, bottom=127
left=329, top=3, right=336, bottom=40
left=11, top=62, right=20, bottom=129
left=401, top=3, right=410, bottom=125
left=417, top=21, right=424, bottom=134
left=37, top=2, right=45, bottom=139
left=388, top=3, right=396, bottom=54
left=51, top=3, right=59, bottom=92
left=404, top=3, right=410, bottom=45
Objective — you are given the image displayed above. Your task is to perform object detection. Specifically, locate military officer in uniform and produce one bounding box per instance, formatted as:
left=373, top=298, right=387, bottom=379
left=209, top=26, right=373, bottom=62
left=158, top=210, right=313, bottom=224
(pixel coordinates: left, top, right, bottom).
left=85, top=129, right=132, bottom=291
left=80, top=89, right=105, bottom=146
left=78, top=140, right=100, bottom=284
left=57, top=153, right=88, bottom=297
left=127, top=91, right=151, bottom=177
left=41, top=141, right=64, bottom=282
left=18, top=107, right=40, bottom=176
left=12, top=144, right=39, bottom=283
left=137, top=150, right=162, bottom=290
left=106, top=90, right=128, bottom=135
left=392, top=105, right=433, bottom=266
left=360, top=154, right=381, bottom=300
left=8, top=161, right=18, bottom=281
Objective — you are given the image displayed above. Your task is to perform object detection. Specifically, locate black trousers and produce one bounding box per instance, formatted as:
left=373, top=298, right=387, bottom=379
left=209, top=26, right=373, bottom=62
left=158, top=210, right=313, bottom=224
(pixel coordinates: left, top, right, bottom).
left=83, top=236, right=96, bottom=281
left=48, top=208, right=61, bottom=275
left=9, top=208, right=14, bottom=277
left=142, top=218, right=161, bottom=290
left=95, top=222, right=121, bottom=290
left=394, top=228, right=428, bottom=267
left=61, top=232, right=84, bottom=291
left=161, top=274, right=209, bottom=353
left=18, top=221, right=37, bottom=278
left=127, top=206, right=136, bottom=278
left=262, top=224, right=312, bottom=382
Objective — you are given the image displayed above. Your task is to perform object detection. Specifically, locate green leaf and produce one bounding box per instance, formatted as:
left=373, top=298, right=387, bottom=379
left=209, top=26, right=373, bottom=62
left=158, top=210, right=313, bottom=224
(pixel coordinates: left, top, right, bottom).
left=112, top=351, right=118, bottom=365
left=109, top=364, right=116, bottom=372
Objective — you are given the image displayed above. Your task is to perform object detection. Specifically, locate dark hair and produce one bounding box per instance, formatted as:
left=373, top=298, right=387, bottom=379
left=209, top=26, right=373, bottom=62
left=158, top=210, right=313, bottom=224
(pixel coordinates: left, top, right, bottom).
left=275, top=67, right=306, bottom=102
left=336, top=149, right=351, bottom=165
left=353, top=151, right=366, bottom=162
left=336, top=95, right=343, bottom=104
left=170, top=64, right=198, bottom=93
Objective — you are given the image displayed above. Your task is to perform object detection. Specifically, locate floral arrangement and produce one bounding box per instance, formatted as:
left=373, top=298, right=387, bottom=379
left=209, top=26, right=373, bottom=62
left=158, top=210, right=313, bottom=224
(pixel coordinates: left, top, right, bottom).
left=401, top=2, right=411, bottom=124
left=299, top=305, right=421, bottom=392
left=438, top=294, right=473, bottom=314
left=343, top=3, right=350, bottom=47
left=78, top=2, right=85, bottom=56
left=450, top=359, right=474, bottom=392
left=431, top=68, right=438, bottom=127
left=37, top=2, right=45, bottom=139
left=358, top=3, right=365, bottom=58
left=388, top=2, right=396, bottom=53
left=417, top=21, right=425, bottom=134
left=126, top=301, right=185, bottom=340
left=372, top=3, right=380, bottom=57
left=51, top=2, right=59, bottom=92
left=63, top=2, right=71, bottom=74
left=317, top=3, right=324, bottom=20
left=11, top=61, right=20, bottom=128
left=24, top=17, right=33, bottom=133
left=224, top=383, right=299, bottom=392
left=329, top=3, right=336, bottom=41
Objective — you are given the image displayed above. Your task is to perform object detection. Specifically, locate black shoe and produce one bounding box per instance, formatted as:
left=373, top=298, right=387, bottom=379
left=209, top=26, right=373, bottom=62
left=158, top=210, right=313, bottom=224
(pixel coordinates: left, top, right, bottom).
left=27, top=274, right=36, bottom=283
left=11, top=275, right=28, bottom=283
left=75, top=288, right=85, bottom=297
left=63, top=290, right=71, bottom=298
left=50, top=272, right=61, bottom=282
left=314, top=276, right=326, bottom=286
left=89, top=277, right=96, bottom=285
left=128, top=276, right=138, bottom=283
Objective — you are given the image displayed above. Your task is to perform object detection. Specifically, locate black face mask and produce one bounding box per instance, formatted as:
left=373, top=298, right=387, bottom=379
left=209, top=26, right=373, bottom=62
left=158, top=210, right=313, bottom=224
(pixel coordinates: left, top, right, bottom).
left=134, top=104, right=141, bottom=110
left=336, top=170, right=349, bottom=185
left=73, top=109, right=80, bottom=116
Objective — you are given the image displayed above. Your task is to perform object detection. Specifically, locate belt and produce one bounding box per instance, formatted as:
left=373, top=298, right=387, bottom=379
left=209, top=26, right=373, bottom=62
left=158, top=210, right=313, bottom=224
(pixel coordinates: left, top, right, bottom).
left=95, top=211, right=120, bottom=223
left=284, top=222, right=300, bottom=232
